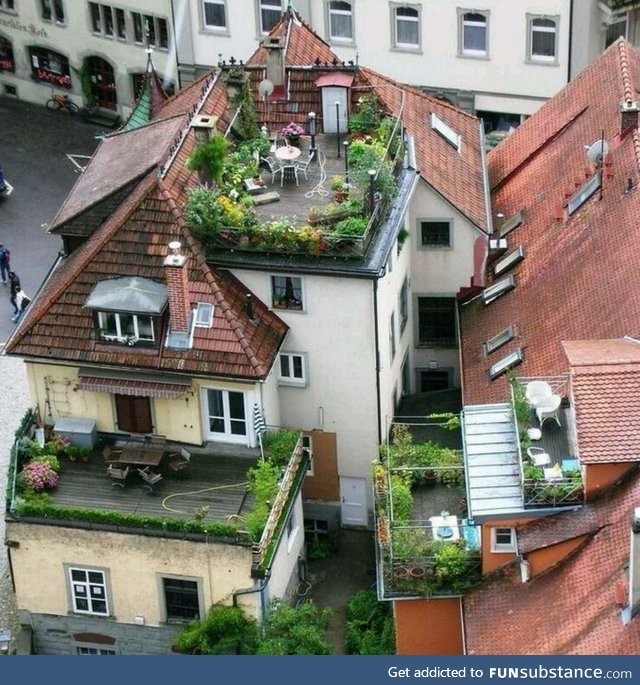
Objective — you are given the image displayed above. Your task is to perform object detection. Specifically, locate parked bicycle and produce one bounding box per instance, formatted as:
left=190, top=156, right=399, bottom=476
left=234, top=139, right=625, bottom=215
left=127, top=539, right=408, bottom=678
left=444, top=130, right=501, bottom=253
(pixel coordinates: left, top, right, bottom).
left=46, top=91, right=79, bottom=114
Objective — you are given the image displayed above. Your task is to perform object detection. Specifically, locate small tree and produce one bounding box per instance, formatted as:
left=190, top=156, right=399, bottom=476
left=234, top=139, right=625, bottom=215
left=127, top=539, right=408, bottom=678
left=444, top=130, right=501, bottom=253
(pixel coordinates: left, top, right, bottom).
left=173, top=605, right=258, bottom=655
left=186, top=133, right=229, bottom=185
left=345, top=589, right=395, bottom=655
left=256, top=599, right=333, bottom=655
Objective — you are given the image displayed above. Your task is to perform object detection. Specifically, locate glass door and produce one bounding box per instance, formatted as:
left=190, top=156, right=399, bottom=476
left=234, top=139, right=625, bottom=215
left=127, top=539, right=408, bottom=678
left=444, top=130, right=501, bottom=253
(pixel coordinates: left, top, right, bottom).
left=204, top=389, right=247, bottom=443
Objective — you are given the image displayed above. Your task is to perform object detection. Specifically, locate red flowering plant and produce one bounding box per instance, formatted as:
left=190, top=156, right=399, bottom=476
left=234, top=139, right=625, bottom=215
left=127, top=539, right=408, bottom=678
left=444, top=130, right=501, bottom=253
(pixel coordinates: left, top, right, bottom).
left=22, top=460, right=59, bottom=492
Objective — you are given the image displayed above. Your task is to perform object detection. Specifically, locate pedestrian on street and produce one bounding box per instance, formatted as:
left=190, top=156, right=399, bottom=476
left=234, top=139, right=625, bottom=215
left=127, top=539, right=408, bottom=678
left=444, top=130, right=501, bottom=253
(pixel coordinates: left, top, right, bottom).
left=12, top=286, right=30, bottom=324
left=9, top=271, right=20, bottom=316
left=0, top=244, right=10, bottom=284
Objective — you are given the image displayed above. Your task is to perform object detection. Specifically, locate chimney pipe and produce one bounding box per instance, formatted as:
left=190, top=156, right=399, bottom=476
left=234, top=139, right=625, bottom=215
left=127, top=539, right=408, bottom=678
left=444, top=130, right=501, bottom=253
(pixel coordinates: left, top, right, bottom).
left=620, top=99, right=639, bottom=134
left=245, top=293, right=254, bottom=320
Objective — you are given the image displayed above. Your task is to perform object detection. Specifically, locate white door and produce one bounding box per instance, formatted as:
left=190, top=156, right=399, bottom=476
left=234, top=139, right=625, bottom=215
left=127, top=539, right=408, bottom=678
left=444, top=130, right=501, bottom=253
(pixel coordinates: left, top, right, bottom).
left=322, top=87, right=348, bottom=133
left=340, top=476, right=367, bottom=526
left=203, top=388, right=249, bottom=444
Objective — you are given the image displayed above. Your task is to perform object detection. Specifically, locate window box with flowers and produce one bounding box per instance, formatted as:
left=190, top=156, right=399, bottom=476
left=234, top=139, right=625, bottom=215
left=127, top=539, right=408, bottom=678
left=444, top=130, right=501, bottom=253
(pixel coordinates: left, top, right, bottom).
left=280, top=122, right=305, bottom=147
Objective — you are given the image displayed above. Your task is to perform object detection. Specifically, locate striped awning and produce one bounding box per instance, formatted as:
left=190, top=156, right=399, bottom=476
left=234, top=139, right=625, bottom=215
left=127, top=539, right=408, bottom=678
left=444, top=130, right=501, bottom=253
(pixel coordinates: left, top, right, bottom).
left=76, top=376, right=188, bottom=399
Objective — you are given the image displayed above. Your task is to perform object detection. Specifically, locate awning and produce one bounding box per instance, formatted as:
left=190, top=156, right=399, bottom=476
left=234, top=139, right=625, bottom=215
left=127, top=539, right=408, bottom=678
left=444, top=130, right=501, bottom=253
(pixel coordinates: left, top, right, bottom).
left=314, top=73, right=354, bottom=89
left=76, top=376, right=188, bottom=399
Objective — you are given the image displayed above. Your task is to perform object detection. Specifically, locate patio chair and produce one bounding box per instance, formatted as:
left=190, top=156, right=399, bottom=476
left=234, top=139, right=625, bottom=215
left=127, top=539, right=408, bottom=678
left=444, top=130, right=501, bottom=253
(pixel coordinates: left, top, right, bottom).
left=107, top=464, right=129, bottom=489
left=138, top=467, right=163, bottom=493
left=261, top=155, right=284, bottom=184
left=168, top=447, right=191, bottom=475
left=295, top=154, right=313, bottom=181
left=279, top=162, right=299, bottom=187
left=527, top=446, right=551, bottom=467
left=525, top=380, right=553, bottom=407
left=535, top=393, right=562, bottom=428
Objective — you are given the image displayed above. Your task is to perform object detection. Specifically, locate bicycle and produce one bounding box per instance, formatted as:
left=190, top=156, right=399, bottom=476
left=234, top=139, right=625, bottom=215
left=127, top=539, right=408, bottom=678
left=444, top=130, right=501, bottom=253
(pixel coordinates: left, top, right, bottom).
left=46, top=91, right=79, bottom=115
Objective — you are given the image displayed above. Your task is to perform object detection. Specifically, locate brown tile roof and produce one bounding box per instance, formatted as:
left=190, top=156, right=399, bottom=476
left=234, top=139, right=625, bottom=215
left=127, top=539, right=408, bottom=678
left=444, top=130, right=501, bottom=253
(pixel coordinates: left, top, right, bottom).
left=563, top=339, right=640, bottom=464
left=460, top=40, right=640, bottom=405
left=465, top=471, right=640, bottom=654
left=6, top=175, right=287, bottom=380
left=50, top=114, right=185, bottom=230
left=517, top=507, right=601, bottom=554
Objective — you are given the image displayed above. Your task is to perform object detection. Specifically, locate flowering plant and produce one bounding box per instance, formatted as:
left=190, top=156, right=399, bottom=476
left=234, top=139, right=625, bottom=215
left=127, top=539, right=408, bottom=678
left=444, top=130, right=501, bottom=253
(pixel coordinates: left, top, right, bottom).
left=280, top=122, right=304, bottom=137
left=22, top=460, right=59, bottom=492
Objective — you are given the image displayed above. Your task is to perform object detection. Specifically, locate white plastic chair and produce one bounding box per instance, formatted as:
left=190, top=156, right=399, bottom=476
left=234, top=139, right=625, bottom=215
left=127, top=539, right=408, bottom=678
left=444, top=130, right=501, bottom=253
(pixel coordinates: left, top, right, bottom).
left=525, top=380, right=553, bottom=406
left=295, top=155, right=313, bottom=181
left=536, top=394, right=562, bottom=428
left=527, top=446, right=551, bottom=466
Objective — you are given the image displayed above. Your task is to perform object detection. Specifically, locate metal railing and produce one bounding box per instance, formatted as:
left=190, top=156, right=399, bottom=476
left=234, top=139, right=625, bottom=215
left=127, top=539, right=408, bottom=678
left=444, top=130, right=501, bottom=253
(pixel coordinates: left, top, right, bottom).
left=6, top=408, right=38, bottom=514
left=523, top=478, right=583, bottom=508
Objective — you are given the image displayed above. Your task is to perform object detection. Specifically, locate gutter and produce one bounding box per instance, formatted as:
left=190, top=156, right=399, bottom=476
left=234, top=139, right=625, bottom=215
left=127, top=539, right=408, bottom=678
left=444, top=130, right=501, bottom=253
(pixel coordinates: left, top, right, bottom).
left=478, top=120, right=493, bottom=236
left=232, top=576, right=270, bottom=623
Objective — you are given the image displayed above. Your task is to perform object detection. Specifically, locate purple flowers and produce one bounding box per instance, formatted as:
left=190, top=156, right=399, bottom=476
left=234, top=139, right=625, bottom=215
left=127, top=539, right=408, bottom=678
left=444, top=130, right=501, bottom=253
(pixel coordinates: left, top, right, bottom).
left=22, top=460, right=59, bottom=492
left=280, top=122, right=305, bottom=137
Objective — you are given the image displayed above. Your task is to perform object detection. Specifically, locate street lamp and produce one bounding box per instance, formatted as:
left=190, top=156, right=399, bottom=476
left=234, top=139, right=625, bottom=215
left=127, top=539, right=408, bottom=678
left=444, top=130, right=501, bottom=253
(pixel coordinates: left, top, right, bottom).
left=368, top=169, right=376, bottom=216
left=0, top=629, right=12, bottom=655
left=308, top=111, right=317, bottom=157
left=335, top=101, right=341, bottom=158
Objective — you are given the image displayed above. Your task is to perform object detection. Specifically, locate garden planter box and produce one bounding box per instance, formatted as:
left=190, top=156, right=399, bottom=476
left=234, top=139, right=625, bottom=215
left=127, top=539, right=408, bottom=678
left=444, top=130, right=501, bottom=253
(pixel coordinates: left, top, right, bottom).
left=308, top=208, right=358, bottom=227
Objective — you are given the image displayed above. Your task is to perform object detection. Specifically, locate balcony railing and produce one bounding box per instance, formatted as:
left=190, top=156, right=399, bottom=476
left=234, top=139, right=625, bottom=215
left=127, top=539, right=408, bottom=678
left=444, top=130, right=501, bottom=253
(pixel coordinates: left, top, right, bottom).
left=523, top=478, right=584, bottom=509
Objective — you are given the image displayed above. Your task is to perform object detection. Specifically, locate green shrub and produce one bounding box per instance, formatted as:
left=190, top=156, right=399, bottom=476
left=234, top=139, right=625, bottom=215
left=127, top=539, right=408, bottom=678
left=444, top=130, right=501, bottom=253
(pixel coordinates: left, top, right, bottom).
left=345, top=589, right=395, bottom=655
left=32, top=453, right=60, bottom=473
left=256, top=599, right=333, bottom=655
left=173, top=604, right=258, bottom=655
left=306, top=538, right=333, bottom=560
left=390, top=474, right=413, bottom=521
left=333, top=216, right=368, bottom=237
left=186, top=133, right=229, bottom=184
left=245, top=459, right=281, bottom=541
left=185, top=187, right=224, bottom=237
left=348, top=94, right=382, bottom=134
left=262, top=429, right=300, bottom=468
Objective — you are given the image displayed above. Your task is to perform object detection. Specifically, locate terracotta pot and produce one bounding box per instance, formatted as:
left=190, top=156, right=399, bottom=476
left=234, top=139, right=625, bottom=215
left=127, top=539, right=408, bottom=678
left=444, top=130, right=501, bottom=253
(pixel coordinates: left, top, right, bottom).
left=409, top=566, right=426, bottom=579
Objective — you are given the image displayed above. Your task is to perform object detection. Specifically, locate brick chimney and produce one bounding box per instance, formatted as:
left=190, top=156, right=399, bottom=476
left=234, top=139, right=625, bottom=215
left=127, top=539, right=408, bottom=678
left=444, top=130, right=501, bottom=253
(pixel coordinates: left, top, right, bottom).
left=163, top=241, right=191, bottom=334
left=621, top=99, right=640, bottom=134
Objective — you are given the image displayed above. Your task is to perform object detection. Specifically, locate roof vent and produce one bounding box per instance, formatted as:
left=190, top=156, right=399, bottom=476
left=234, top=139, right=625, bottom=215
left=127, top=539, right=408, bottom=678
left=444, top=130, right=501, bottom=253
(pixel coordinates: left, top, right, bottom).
left=621, top=99, right=640, bottom=134
left=164, top=241, right=186, bottom=268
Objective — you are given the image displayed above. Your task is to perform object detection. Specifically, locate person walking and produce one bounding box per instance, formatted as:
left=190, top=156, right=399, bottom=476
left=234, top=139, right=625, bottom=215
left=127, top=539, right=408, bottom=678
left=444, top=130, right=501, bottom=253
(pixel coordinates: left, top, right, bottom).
left=0, top=244, right=10, bottom=284
left=12, top=286, right=30, bottom=324
left=9, top=270, right=20, bottom=316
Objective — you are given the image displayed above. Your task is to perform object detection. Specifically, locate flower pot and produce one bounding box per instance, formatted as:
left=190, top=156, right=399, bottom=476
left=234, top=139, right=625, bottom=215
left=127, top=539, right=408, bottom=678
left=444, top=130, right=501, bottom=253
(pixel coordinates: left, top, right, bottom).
left=287, top=135, right=300, bottom=147
left=409, top=566, right=426, bottom=579
left=334, top=190, right=348, bottom=203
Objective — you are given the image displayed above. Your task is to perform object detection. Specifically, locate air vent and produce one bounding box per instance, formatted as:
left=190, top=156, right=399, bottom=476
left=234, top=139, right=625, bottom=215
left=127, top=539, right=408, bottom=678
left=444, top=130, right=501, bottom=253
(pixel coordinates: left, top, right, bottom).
left=493, top=247, right=524, bottom=277
left=482, top=275, right=515, bottom=305
left=499, top=210, right=523, bottom=237
left=431, top=112, right=461, bottom=151
left=262, top=36, right=285, bottom=49
left=489, top=348, right=523, bottom=379
left=484, top=325, right=515, bottom=355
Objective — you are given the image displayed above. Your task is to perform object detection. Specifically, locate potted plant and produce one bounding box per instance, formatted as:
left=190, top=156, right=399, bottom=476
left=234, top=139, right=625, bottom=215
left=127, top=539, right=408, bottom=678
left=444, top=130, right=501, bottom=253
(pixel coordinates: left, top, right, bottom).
left=280, top=122, right=304, bottom=147
left=330, top=175, right=348, bottom=202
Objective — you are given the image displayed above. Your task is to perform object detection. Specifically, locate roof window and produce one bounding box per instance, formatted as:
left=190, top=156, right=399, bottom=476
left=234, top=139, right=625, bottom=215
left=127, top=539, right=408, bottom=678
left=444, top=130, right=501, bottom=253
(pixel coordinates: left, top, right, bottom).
left=194, top=302, right=213, bottom=328
left=484, top=325, right=515, bottom=355
left=482, top=274, right=515, bottom=305
left=489, top=348, right=523, bottom=379
left=85, top=277, right=167, bottom=315
left=499, top=210, right=523, bottom=237
left=493, top=247, right=524, bottom=277
left=567, top=174, right=601, bottom=215
left=431, top=112, right=461, bottom=151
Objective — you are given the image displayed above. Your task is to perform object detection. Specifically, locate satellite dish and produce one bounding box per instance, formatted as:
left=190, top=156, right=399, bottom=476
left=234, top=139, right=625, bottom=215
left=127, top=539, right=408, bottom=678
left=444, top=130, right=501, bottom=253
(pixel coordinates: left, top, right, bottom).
left=585, top=139, right=609, bottom=167
left=258, top=79, right=274, bottom=98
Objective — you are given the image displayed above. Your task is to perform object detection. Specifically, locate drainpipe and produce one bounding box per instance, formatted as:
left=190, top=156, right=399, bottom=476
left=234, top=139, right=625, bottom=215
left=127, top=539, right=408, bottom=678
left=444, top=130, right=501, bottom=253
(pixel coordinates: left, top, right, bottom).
left=232, top=575, right=270, bottom=624
left=567, top=0, right=574, bottom=84
left=373, top=279, right=382, bottom=446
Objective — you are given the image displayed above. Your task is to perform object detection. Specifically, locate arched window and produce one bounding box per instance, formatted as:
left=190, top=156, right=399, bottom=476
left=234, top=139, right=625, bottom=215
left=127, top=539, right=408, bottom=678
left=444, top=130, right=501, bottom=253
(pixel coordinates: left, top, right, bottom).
left=461, top=12, right=488, bottom=56
left=85, top=56, right=117, bottom=110
left=394, top=5, right=420, bottom=48
left=528, top=16, right=558, bottom=61
left=0, top=36, right=15, bottom=73
left=29, top=47, right=71, bottom=88
left=328, top=1, right=353, bottom=42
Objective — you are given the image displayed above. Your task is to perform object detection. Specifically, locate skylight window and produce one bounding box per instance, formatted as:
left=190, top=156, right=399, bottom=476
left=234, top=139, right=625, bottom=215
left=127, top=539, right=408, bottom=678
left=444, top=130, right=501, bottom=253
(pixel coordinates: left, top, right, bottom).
left=482, top=275, right=515, bottom=305
left=493, top=247, right=524, bottom=277
left=499, top=210, right=523, bottom=237
left=431, top=112, right=461, bottom=151
left=195, top=302, right=213, bottom=328
left=484, top=325, right=515, bottom=355
left=567, top=174, right=601, bottom=215
left=489, top=348, right=523, bottom=379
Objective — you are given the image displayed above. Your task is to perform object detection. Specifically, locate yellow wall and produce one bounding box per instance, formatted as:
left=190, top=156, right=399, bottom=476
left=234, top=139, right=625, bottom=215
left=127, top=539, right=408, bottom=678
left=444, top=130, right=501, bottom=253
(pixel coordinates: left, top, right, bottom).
left=25, top=362, right=266, bottom=446
left=6, top=522, right=259, bottom=625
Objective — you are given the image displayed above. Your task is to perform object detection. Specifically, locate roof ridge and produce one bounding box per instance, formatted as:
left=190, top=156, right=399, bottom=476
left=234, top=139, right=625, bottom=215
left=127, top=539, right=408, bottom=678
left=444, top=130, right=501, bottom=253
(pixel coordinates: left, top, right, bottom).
left=106, top=110, right=186, bottom=139
left=157, top=180, right=268, bottom=377
left=7, top=173, right=159, bottom=352
left=617, top=38, right=634, bottom=106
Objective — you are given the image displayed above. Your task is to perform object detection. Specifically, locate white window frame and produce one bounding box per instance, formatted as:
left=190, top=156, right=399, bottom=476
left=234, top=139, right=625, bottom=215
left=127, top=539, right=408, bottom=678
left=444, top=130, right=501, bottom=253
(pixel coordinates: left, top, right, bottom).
left=41, top=0, right=66, bottom=24
left=279, top=352, right=307, bottom=387
left=302, top=434, right=314, bottom=475
left=258, top=0, right=282, bottom=34
left=391, top=3, right=421, bottom=50
left=527, top=14, right=559, bottom=64
left=194, top=302, right=214, bottom=328
left=459, top=9, right=488, bottom=57
left=68, top=566, right=109, bottom=616
left=97, top=311, right=155, bottom=343
left=76, top=645, right=116, bottom=655
left=327, top=0, right=354, bottom=43
left=491, top=527, right=516, bottom=553
left=489, top=348, right=523, bottom=379
left=202, top=0, right=227, bottom=31
left=202, top=387, right=250, bottom=444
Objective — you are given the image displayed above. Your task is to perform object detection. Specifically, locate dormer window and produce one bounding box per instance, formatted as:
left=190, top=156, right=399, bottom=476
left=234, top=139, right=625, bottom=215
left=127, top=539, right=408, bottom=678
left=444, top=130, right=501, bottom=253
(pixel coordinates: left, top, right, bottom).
left=195, top=302, right=214, bottom=328
left=85, top=276, right=167, bottom=348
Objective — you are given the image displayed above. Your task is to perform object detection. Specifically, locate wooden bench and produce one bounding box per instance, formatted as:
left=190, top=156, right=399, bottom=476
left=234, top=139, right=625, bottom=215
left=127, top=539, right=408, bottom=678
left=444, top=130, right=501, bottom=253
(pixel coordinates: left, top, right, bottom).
left=253, top=191, right=280, bottom=206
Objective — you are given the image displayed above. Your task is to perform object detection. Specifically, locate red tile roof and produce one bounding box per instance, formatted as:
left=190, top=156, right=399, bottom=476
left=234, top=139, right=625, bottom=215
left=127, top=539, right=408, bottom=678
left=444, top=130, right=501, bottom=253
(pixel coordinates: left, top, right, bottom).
left=563, top=339, right=640, bottom=464
left=464, top=471, right=640, bottom=654
left=460, top=39, right=640, bottom=405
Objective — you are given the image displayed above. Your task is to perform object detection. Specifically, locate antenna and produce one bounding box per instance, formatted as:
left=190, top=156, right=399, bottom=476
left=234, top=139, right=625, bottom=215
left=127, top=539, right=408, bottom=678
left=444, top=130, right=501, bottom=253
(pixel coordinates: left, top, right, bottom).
left=258, top=79, right=274, bottom=98
left=585, top=139, right=609, bottom=167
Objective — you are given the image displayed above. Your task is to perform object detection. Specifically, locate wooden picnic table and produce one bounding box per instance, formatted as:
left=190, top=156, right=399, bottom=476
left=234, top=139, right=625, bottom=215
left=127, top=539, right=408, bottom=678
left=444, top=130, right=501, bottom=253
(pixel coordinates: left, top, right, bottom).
left=119, top=441, right=165, bottom=467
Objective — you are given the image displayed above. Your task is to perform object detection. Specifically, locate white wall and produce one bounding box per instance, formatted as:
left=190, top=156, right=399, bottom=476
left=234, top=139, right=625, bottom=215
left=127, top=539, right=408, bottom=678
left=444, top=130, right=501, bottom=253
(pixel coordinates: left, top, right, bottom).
left=0, top=0, right=176, bottom=115
left=230, top=268, right=379, bottom=483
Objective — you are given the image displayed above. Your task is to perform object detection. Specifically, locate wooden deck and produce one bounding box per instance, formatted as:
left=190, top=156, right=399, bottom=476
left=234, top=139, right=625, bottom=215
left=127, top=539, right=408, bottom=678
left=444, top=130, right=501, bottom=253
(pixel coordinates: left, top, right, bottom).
left=255, top=133, right=348, bottom=227
left=50, top=449, right=259, bottom=522
left=533, top=407, right=576, bottom=469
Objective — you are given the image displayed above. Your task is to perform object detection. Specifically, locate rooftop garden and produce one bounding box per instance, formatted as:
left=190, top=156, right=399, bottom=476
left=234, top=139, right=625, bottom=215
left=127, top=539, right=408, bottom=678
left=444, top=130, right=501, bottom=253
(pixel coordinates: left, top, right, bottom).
left=375, top=423, right=481, bottom=599
left=184, top=88, right=405, bottom=258
left=7, top=411, right=306, bottom=567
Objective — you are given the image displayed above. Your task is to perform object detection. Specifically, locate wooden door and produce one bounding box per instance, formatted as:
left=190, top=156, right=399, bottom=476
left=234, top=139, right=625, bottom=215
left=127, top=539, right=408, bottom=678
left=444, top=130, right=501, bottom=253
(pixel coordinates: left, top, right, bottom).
left=115, top=395, right=152, bottom=433
left=86, top=56, right=117, bottom=110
